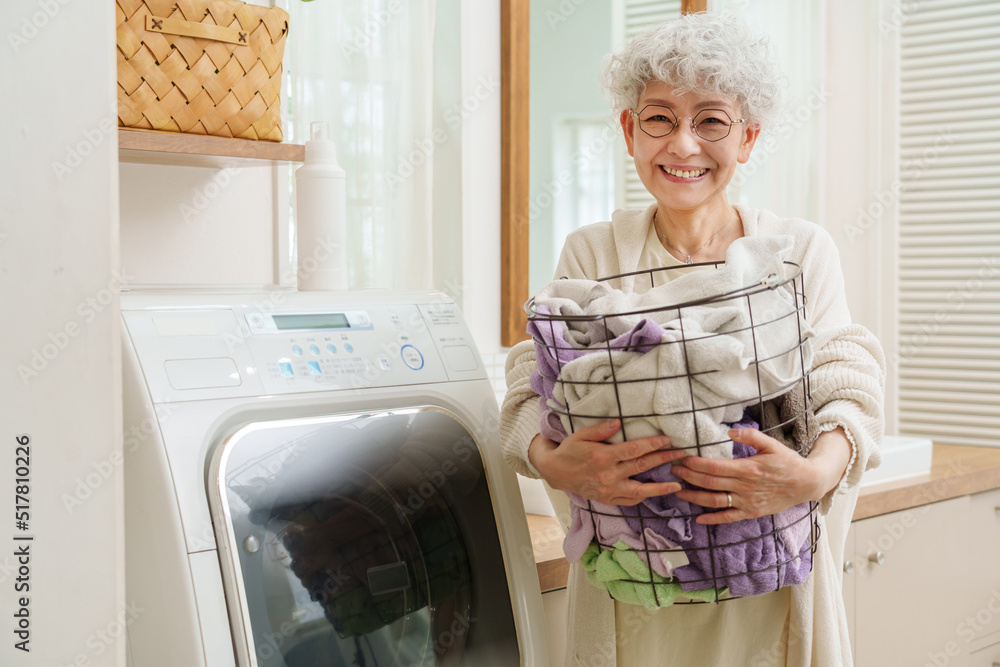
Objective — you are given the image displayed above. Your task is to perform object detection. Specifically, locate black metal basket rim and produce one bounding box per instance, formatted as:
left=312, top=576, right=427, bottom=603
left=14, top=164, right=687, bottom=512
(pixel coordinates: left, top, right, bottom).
left=525, top=260, right=804, bottom=321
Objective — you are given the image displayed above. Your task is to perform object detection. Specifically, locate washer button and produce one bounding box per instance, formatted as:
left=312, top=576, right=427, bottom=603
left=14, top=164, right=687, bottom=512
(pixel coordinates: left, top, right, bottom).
left=401, top=345, right=424, bottom=370
left=309, top=344, right=320, bottom=355
left=292, top=345, right=303, bottom=356
left=344, top=343, right=354, bottom=354
left=307, top=361, right=322, bottom=376
left=279, top=362, right=294, bottom=377
left=327, top=343, right=337, bottom=354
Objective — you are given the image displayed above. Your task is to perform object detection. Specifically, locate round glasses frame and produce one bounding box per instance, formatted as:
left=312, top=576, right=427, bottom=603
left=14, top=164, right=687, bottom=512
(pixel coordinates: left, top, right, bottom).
left=630, top=105, right=746, bottom=142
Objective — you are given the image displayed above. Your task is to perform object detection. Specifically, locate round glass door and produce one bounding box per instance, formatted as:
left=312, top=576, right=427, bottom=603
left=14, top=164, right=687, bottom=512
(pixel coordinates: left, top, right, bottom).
left=212, top=408, right=518, bottom=667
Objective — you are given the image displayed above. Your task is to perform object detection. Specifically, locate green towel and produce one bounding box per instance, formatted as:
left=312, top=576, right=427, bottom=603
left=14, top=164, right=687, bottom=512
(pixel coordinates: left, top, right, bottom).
left=580, top=541, right=725, bottom=609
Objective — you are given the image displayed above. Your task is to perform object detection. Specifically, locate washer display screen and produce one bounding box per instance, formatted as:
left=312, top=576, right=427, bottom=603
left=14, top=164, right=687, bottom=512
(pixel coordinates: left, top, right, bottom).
left=215, top=409, right=519, bottom=667
left=271, top=313, right=351, bottom=331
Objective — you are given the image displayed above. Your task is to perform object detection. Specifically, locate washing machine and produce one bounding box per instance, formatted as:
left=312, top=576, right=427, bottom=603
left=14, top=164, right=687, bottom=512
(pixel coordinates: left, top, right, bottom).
left=120, top=288, right=547, bottom=667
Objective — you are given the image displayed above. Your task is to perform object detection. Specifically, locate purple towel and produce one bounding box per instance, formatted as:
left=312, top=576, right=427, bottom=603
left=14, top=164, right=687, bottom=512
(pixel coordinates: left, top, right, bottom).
left=529, top=305, right=665, bottom=413
left=563, top=494, right=681, bottom=578
left=669, top=433, right=814, bottom=597
left=582, top=414, right=814, bottom=597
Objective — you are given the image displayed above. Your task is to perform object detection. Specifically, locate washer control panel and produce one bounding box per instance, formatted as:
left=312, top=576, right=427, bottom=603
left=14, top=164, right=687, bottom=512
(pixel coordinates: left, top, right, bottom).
left=237, top=302, right=453, bottom=393
left=122, top=292, right=485, bottom=403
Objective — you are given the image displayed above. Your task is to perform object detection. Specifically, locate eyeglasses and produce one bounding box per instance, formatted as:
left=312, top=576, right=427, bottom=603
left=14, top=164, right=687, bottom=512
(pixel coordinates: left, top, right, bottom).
left=630, top=105, right=745, bottom=142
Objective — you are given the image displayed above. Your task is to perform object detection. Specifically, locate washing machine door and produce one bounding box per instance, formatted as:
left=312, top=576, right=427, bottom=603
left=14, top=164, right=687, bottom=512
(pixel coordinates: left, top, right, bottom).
left=210, top=408, right=520, bottom=667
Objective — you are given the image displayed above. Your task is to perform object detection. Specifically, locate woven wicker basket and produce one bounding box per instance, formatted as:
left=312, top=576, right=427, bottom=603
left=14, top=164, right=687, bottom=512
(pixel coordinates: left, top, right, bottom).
left=116, top=0, right=289, bottom=142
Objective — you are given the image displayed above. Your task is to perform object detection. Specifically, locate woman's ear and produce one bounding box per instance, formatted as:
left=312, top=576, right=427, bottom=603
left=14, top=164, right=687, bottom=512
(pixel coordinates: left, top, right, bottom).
left=737, top=122, right=762, bottom=164
left=620, top=109, right=636, bottom=158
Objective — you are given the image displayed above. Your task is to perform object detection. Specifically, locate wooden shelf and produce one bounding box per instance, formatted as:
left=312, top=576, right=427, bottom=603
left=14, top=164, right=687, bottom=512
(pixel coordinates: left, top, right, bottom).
left=118, top=128, right=304, bottom=168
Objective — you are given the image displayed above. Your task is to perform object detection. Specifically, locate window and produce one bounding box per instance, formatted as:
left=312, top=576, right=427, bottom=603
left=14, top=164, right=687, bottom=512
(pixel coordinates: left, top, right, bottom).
left=896, top=0, right=1000, bottom=446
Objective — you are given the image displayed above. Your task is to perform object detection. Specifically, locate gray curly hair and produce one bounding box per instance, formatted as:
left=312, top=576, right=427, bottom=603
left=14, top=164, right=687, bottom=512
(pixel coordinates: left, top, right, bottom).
left=601, top=13, right=784, bottom=130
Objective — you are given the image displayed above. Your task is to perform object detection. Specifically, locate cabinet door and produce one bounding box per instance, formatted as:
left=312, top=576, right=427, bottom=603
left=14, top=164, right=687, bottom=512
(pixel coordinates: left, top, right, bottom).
left=967, top=488, right=1000, bottom=664
left=853, top=496, right=973, bottom=667
left=843, top=523, right=857, bottom=660
left=542, top=588, right=568, bottom=667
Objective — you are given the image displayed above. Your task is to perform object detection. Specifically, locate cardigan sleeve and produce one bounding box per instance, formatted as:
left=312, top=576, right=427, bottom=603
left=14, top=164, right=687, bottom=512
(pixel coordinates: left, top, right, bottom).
left=499, top=339, right=544, bottom=478
left=798, top=227, right=886, bottom=513
left=498, top=222, right=616, bottom=478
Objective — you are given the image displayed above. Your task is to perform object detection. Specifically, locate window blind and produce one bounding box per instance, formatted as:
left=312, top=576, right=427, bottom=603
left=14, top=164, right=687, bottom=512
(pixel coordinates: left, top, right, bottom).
left=619, top=0, right=681, bottom=210
left=898, top=0, right=1000, bottom=446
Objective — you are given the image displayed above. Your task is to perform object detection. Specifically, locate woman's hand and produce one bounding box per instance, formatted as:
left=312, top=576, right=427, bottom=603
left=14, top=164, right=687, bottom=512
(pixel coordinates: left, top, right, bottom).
left=670, top=426, right=853, bottom=525
left=528, top=420, right=685, bottom=505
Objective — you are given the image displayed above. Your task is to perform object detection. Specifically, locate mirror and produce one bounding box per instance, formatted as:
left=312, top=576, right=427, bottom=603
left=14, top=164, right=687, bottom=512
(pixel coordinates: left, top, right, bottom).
left=500, top=0, right=704, bottom=346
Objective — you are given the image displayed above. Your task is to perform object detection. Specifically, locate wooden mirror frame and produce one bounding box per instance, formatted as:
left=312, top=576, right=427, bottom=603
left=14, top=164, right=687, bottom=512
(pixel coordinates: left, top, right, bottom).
left=499, top=0, right=706, bottom=347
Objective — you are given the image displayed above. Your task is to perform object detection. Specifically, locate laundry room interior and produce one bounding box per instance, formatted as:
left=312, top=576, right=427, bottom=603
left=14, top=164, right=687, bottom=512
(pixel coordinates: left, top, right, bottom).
left=3, top=0, right=1000, bottom=666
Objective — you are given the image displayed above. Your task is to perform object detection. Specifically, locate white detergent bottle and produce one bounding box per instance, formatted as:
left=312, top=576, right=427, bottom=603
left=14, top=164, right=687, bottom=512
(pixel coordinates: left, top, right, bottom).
left=295, top=121, right=349, bottom=290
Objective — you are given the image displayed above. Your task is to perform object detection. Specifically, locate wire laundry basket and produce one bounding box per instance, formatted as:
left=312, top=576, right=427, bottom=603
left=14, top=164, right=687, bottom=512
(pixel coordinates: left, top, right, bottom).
left=526, top=259, right=820, bottom=606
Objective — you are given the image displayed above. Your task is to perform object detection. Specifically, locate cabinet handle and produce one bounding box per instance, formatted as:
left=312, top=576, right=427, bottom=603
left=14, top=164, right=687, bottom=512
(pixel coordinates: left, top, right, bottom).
left=843, top=560, right=854, bottom=574
left=868, top=551, right=885, bottom=566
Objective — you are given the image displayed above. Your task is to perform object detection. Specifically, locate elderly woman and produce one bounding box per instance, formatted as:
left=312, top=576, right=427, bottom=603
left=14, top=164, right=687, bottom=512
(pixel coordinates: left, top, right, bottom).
left=500, top=13, right=885, bottom=667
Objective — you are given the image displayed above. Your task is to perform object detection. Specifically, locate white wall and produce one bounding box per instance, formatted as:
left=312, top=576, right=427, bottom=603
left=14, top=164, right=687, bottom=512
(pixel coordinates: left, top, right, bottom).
left=460, top=0, right=503, bottom=353
left=119, top=163, right=280, bottom=285
left=823, top=0, right=899, bottom=432
left=0, top=2, right=123, bottom=666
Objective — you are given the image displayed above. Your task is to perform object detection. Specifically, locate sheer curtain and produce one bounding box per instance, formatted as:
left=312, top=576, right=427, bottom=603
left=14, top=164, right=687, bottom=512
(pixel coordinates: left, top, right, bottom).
left=285, top=0, right=437, bottom=290
left=710, top=0, right=826, bottom=223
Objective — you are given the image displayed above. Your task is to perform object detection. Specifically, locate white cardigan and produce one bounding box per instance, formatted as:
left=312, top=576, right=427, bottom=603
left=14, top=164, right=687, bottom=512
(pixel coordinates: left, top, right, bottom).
left=500, top=204, right=885, bottom=666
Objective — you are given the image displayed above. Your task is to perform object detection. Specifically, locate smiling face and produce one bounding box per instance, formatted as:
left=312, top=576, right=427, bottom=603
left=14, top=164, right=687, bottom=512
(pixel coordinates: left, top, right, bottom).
left=621, top=80, right=760, bottom=216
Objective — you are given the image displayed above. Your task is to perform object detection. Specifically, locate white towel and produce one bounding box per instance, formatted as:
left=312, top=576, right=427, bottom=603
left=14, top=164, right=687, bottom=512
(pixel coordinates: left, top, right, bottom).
left=539, top=235, right=814, bottom=455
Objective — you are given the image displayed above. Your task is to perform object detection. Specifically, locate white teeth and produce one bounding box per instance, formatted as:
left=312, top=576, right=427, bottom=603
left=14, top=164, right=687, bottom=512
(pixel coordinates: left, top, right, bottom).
left=662, top=167, right=706, bottom=178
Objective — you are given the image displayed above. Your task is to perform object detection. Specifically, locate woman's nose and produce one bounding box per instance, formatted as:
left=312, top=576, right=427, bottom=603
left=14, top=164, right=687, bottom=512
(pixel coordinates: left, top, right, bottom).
left=664, top=121, right=701, bottom=156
